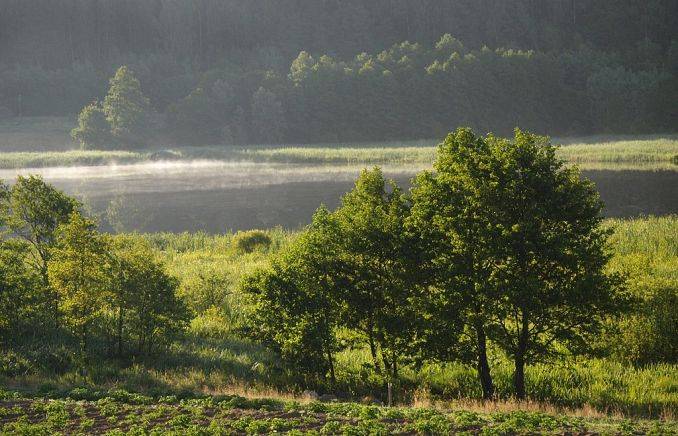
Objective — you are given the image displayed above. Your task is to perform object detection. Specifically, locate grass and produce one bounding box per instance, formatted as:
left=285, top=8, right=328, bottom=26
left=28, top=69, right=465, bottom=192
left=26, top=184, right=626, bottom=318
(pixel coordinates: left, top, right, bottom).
left=0, top=388, right=674, bottom=434
left=0, top=150, right=147, bottom=169
left=0, top=117, right=676, bottom=170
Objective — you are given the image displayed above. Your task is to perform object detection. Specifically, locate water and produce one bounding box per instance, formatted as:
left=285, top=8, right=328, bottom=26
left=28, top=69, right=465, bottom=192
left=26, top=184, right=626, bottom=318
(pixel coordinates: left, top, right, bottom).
left=0, top=161, right=675, bottom=233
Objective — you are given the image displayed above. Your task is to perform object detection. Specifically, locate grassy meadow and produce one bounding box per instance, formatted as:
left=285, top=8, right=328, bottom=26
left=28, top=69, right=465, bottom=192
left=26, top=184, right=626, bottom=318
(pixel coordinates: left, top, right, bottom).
left=0, top=117, right=676, bottom=170
left=3, top=216, right=676, bottom=421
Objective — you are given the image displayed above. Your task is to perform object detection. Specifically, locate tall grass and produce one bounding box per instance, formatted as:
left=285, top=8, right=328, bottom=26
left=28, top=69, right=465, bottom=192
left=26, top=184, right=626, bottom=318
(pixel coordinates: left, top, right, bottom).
left=0, top=150, right=146, bottom=169
left=0, top=117, right=676, bottom=169
left=557, top=138, right=678, bottom=164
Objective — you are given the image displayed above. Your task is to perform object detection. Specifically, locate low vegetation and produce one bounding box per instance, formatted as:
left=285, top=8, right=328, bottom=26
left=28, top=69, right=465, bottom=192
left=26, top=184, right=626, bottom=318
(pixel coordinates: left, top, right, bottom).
left=2, top=388, right=674, bottom=435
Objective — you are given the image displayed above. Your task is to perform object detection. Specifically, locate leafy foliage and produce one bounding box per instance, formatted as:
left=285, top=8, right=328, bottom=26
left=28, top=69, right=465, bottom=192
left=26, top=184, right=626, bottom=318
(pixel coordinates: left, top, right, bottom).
left=71, top=101, right=112, bottom=149
left=103, top=66, right=152, bottom=147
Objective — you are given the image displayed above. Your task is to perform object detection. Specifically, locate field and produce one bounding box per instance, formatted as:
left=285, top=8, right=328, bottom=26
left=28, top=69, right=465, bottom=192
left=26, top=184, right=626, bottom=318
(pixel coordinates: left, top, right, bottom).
left=0, top=117, right=676, bottom=170
left=2, top=389, right=675, bottom=435
left=3, top=217, right=676, bottom=424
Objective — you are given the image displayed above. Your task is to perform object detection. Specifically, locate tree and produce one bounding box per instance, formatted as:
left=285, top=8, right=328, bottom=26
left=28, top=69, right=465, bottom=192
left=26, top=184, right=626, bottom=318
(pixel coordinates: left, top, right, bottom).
left=408, top=129, right=499, bottom=399
left=0, top=240, right=39, bottom=341
left=103, top=66, right=152, bottom=147
left=0, top=176, right=80, bottom=325
left=241, top=207, right=346, bottom=384
left=48, top=212, right=112, bottom=354
left=415, top=128, right=628, bottom=399
left=485, top=129, right=627, bottom=399
left=332, top=168, right=419, bottom=380
left=110, top=237, right=188, bottom=355
left=71, top=101, right=112, bottom=149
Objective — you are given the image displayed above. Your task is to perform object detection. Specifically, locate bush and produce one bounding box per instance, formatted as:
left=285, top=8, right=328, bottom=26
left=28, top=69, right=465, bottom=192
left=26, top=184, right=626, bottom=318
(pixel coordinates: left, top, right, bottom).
left=71, top=101, right=112, bottom=149
left=232, top=230, right=272, bottom=254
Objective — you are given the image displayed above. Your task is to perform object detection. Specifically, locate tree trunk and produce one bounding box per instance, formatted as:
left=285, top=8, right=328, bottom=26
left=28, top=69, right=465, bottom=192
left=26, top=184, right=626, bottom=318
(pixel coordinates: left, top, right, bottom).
left=475, top=322, right=494, bottom=400
left=514, top=353, right=526, bottom=399
left=117, top=306, right=124, bottom=357
left=368, top=326, right=381, bottom=373
left=514, top=311, right=529, bottom=399
left=326, top=347, right=336, bottom=385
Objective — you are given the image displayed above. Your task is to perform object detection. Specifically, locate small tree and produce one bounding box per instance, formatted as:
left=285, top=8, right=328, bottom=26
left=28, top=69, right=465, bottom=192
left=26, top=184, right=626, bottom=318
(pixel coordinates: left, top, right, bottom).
left=241, top=207, right=345, bottom=384
left=48, top=212, right=112, bottom=354
left=103, top=66, right=152, bottom=146
left=71, top=101, right=112, bottom=149
left=111, top=238, right=188, bottom=355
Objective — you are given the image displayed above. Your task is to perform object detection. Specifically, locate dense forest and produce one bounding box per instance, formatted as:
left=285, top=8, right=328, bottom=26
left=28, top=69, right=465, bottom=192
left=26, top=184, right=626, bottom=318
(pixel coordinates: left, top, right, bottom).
left=1, top=0, right=677, bottom=144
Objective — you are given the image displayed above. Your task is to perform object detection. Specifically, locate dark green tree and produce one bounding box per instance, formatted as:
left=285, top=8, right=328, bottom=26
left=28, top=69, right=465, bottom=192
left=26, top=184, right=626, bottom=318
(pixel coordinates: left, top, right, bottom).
left=408, top=129, right=499, bottom=399
left=0, top=240, right=40, bottom=341
left=414, top=128, right=628, bottom=399
left=250, top=87, right=286, bottom=144
left=241, top=207, right=346, bottom=384
left=332, top=168, right=419, bottom=380
left=112, top=239, right=188, bottom=355
left=71, top=101, right=112, bottom=149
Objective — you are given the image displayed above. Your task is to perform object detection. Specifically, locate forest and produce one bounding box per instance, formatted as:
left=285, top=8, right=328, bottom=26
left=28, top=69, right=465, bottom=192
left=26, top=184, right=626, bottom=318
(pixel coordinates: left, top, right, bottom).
left=1, top=0, right=677, bottom=145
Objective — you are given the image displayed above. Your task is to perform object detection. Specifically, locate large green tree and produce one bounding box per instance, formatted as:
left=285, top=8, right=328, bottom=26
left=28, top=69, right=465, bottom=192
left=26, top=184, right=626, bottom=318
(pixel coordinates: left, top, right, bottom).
left=412, top=128, right=628, bottom=399
left=408, top=129, right=499, bottom=399
left=241, top=207, right=346, bottom=384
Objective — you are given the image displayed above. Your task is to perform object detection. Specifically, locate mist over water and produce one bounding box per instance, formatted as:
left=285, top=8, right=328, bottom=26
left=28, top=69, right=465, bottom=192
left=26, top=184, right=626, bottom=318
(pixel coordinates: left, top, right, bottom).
left=0, top=161, right=675, bottom=233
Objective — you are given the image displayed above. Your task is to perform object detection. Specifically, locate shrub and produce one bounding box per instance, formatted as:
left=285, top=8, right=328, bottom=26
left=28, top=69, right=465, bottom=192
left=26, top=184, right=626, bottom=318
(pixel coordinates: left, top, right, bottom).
left=232, top=230, right=272, bottom=254
left=71, top=101, right=113, bottom=149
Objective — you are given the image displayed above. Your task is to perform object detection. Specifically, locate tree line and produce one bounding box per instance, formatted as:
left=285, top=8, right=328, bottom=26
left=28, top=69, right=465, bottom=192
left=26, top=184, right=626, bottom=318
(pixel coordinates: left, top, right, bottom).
left=2, top=2, right=677, bottom=142
left=240, top=128, right=630, bottom=399
left=69, top=33, right=678, bottom=150
left=0, top=176, right=188, bottom=362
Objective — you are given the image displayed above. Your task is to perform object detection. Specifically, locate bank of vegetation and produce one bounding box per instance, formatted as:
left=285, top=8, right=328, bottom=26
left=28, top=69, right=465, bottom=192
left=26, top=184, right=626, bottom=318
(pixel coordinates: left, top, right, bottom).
left=0, top=129, right=675, bottom=424
left=0, top=121, right=677, bottom=170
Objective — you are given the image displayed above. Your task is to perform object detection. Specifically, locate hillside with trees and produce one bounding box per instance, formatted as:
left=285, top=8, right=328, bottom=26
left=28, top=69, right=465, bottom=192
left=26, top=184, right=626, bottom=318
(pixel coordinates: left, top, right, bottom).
left=1, top=1, right=677, bottom=146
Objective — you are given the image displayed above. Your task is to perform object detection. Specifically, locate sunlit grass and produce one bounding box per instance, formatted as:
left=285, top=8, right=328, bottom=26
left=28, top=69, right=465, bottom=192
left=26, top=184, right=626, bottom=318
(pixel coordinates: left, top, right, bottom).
left=0, top=150, right=146, bottom=169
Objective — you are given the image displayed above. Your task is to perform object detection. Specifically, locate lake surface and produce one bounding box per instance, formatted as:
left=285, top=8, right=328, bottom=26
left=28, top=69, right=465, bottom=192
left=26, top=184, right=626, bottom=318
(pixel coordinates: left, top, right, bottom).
left=0, top=161, right=676, bottom=233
